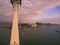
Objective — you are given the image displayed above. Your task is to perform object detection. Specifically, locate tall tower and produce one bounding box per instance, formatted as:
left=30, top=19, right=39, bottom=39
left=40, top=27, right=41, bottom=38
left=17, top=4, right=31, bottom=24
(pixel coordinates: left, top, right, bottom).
left=10, top=0, right=21, bottom=45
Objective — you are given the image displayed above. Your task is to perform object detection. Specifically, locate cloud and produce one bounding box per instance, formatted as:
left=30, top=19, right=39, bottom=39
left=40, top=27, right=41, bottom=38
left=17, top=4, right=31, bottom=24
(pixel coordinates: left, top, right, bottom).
left=18, top=0, right=60, bottom=22
left=21, top=0, right=60, bottom=14
left=0, top=0, right=60, bottom=23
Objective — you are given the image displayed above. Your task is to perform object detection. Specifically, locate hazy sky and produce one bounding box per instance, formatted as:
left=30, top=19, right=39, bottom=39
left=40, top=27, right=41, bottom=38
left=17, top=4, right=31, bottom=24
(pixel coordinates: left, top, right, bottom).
left=0, top=0, right=60, bottom=24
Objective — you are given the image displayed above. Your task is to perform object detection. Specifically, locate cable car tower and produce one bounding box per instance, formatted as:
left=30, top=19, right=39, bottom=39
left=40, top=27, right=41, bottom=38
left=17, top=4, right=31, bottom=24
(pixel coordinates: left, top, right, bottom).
left=10, top=0, right=21, bottom=45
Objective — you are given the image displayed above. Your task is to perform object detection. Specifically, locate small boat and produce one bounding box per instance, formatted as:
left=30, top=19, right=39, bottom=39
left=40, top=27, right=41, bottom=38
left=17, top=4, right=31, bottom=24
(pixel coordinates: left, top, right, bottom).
left=56, top=30, right=60, bottom=33
left=21, top=32, right=25, bottom=35
left=56, top=30, right=58, bottom=32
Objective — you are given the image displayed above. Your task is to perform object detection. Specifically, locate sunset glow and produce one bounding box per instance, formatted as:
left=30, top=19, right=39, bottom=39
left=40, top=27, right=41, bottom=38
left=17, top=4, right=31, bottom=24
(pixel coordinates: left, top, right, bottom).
left=0, top=0, right=60, bottom=24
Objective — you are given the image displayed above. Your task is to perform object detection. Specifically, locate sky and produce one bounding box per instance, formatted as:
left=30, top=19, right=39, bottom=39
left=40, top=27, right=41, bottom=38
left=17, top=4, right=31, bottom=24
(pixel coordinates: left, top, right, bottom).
left=0, top=0, right=60, bottom=24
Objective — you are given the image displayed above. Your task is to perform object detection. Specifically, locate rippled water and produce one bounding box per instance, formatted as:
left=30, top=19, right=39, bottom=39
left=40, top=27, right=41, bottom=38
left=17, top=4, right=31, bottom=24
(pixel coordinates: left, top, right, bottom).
left=0, top=25, right=60, bottom=45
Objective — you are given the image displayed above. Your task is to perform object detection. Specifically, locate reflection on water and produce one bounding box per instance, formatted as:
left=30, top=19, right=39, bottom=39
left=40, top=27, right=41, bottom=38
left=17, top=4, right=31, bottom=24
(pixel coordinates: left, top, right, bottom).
left=0, top=25, right=60, bottom=45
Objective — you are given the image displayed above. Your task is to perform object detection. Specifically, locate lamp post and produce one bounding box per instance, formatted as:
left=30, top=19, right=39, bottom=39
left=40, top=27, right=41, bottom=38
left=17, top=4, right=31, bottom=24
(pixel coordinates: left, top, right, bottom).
left=10, top=0, right=21, bottom=45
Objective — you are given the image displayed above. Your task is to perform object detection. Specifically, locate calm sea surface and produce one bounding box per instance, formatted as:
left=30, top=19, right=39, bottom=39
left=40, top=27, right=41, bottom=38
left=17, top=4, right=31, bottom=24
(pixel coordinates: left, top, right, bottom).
left=0, top=25, right=60, bottom=45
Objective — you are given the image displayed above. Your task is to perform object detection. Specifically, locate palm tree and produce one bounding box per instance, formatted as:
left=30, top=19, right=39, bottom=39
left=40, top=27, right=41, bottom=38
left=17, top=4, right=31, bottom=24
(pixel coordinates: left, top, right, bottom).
left=10, top=0, right=21, bottom=45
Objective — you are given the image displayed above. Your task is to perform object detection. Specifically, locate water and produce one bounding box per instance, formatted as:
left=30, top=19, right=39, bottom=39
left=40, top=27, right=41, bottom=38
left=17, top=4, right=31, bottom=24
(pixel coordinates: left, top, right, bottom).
left=0, top=25, right=60, bottom=45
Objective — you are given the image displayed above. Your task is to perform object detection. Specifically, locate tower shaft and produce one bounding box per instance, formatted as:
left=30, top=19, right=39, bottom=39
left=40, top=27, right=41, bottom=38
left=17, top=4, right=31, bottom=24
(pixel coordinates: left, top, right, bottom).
left=10, top=0, right=20, bottom=45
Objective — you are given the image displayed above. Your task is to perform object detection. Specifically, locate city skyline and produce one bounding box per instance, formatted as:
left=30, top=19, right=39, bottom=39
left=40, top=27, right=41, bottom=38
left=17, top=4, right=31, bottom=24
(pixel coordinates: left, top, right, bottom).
left=0, top=0, right=60, bottom=24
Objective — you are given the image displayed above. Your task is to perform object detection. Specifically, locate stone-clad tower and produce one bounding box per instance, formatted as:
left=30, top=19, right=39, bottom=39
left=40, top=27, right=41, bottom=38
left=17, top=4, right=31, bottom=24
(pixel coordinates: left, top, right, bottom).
left=10, top=0, right=21, bottom=45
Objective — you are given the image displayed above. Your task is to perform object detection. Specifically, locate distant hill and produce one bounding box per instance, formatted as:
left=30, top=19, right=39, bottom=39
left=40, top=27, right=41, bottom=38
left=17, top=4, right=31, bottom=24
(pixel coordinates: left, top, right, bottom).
left=0, top=22, right=11, bottom=25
